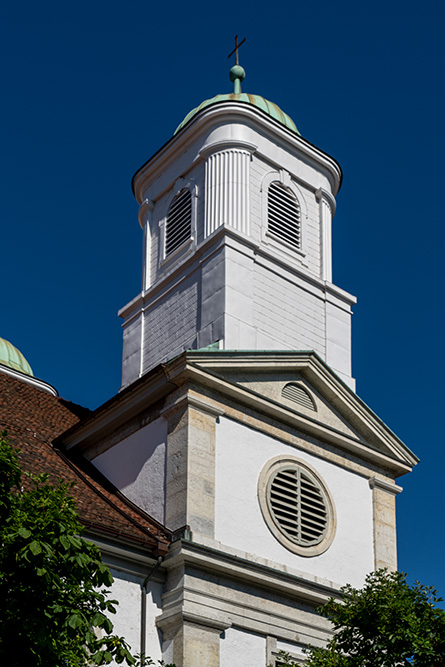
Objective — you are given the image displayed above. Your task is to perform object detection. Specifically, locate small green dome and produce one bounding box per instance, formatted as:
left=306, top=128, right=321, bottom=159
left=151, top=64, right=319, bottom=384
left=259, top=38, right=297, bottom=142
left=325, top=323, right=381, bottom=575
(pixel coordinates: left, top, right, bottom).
left=175, top=93, right=300, bottom=136
left=0, top=337, right=33, bottom=376
left=174, top=64, right=300, bottom=136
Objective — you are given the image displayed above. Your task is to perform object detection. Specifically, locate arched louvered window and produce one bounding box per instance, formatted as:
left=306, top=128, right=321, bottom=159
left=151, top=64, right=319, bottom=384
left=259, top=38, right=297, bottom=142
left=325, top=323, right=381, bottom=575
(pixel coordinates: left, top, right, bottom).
left=165, top=188, right=192, bottom=256
left=282, top=383, right=316, bottom=411
left=267, top=181, right=301, bottom=249
left=258, top=457, right=335, bottom=556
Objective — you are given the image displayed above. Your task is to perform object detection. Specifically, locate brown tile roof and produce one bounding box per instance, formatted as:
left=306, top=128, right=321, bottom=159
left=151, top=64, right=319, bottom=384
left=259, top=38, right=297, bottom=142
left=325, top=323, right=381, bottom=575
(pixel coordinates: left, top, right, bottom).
left=0, top=371, right=171, bottom=554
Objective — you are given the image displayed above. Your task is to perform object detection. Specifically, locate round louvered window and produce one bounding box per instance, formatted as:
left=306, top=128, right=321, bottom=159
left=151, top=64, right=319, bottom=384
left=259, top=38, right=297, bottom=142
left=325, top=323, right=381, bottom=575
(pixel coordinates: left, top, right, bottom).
left=258, top=456, right=336, bottom=557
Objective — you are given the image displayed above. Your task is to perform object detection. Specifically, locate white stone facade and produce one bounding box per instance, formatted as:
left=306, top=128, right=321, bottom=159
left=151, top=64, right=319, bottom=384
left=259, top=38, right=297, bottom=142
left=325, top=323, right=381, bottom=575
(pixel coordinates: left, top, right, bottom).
left=214, top=417, right=374, bottom=589
left=120, top=104, right=356, bottom=391
left=65, top=350, right=417, bottom=667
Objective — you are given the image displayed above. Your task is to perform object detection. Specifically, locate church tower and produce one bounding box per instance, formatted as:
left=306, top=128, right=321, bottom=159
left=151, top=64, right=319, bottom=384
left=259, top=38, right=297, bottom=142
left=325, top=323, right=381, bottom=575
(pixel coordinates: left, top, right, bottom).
left=66, top=48, right=418, bottom=667
left=119, top=57, right=355, bottom=390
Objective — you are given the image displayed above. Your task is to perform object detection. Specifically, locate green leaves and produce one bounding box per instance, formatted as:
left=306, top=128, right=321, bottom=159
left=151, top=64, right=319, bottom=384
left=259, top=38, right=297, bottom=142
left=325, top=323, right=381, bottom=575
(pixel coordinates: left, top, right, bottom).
left=28, top=540, right=42, bottom=555
left=0, top=435, right=137, bottom=667
left=68, top=611, right=85, bottom=630
left=305, top=570, right=445, bottom=667
left=17, top=527, right=31, bottom=539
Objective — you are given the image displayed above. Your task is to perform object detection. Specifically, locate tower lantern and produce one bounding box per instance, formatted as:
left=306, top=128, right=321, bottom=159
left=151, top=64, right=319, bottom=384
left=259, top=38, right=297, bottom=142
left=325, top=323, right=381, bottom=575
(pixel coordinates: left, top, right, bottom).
left=120, top=56, right=355, bottom=390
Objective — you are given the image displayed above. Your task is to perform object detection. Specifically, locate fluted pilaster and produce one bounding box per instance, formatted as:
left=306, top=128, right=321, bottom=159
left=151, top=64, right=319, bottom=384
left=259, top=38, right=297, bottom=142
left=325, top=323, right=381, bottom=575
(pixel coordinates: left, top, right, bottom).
left=205, top=149, right=250, bottom=237
left=316, top=188, right=336, bottom=283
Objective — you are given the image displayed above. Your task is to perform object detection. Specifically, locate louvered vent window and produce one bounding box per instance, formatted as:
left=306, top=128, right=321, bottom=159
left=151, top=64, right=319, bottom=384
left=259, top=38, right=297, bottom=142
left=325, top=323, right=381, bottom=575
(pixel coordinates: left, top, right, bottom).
left=282, top=383, right=316, bottom=411
left=267, top=181, right=301, bottom=249
left=268, top=466, right=328, bottom=547
left=165, top=188, right=192, bottom=256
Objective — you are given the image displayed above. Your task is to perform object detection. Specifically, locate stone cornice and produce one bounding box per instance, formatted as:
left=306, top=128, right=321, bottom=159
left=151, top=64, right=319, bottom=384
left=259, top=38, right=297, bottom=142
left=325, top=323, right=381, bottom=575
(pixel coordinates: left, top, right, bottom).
left=156, top=609, right=231, bottom=633
left=163, top=539, right=343, bottom=606
left=132, top=102, right=342, bottom=202
left=184, top=365, right=413, bottom=475
left=183, top=351, right=418, bottom=473
left=369, top=476, right=403, bottom=495
left=57, top=350, right=417, bottom=475
left=118, top=224, right=356, bottom=323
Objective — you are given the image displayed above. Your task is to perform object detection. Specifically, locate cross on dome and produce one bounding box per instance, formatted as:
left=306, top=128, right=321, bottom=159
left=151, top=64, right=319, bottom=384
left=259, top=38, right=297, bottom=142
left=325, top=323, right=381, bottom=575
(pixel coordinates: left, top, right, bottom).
left=227, top=35, right=246, bottom=66
left=227, top=35, right=246, bottom=94
left=173, top=36, right=300, bottom=136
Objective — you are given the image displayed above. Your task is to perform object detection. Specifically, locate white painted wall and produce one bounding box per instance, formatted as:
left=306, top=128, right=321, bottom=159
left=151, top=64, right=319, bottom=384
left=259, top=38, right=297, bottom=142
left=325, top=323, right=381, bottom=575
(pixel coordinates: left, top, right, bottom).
left=220, top=627, right=266, bottom=667
left=108, top=569, right=163, bottom=665
left=92, top=418, right=168, bottom=523
left=214, top=417, right=374, bottom=588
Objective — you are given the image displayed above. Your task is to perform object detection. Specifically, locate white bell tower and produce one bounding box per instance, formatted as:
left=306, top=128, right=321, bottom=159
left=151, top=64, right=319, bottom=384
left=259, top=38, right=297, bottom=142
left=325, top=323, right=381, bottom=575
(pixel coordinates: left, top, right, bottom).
left=119, top=59, right=356, bottom=390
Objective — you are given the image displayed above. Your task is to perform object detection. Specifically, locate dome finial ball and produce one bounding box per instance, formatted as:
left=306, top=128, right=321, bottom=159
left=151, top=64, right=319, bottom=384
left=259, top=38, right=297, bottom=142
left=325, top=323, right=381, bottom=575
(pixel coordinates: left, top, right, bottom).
left=230, top=65, right=245, bottom=83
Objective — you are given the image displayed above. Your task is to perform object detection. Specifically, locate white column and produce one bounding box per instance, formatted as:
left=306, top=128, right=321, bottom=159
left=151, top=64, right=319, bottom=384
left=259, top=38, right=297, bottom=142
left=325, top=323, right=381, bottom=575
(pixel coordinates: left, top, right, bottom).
left=205, top=149, right=250, bottom=237
left=138, top=199, right=154, bottom=292
left=315, top=188, right=336, bottom=283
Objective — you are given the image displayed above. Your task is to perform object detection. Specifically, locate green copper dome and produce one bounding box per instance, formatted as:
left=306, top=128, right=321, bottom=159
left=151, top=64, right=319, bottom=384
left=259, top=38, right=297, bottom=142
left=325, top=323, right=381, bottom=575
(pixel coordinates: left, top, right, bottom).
left=174, top=64, right=300, bottom=136
left=0, top=337, right=33, bottom=376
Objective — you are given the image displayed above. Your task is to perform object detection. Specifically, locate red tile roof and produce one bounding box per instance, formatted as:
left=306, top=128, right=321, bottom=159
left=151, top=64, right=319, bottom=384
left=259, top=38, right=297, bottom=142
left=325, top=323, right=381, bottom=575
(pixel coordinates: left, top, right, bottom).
left=0, top=372, right=171, bottom=554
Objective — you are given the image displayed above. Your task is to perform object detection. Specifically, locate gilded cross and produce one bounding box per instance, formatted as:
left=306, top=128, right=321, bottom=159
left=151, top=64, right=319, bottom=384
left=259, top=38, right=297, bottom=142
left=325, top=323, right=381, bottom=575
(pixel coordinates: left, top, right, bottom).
left=228, top=35, right=246, bottom=66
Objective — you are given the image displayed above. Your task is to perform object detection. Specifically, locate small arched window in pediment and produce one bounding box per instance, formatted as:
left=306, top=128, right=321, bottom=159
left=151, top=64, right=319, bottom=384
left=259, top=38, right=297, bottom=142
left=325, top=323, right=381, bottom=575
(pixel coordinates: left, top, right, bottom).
left=165, top=188, right=192, bottom=256
left=282, top=383, right=316, bottom=411
left=267, top=181, right=301, bottom=250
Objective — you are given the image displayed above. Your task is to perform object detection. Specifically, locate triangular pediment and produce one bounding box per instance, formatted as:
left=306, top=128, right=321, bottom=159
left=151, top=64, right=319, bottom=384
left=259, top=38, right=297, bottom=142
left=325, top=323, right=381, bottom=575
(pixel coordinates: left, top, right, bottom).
left=184, top=350, right=418, bottom=475
left=232, top=371, right=365, bottom=441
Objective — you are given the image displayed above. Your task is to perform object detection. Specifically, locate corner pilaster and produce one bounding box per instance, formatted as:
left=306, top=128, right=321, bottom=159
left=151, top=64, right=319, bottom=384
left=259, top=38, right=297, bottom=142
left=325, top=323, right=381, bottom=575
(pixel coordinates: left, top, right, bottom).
left=163, top=394, right=222, bottom=537
left=369, top=477, right=403, bottom=570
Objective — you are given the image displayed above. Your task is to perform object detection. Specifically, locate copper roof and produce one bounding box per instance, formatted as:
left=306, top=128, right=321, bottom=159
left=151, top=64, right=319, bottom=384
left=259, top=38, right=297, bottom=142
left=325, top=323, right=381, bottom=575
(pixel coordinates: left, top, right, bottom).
left=0, top=371, right=171, bottom=554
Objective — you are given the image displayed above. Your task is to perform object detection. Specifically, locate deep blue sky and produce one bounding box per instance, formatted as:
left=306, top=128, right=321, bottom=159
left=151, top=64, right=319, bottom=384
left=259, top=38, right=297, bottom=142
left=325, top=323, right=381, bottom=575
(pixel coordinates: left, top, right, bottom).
left=1, top=1, right=444, bottom=601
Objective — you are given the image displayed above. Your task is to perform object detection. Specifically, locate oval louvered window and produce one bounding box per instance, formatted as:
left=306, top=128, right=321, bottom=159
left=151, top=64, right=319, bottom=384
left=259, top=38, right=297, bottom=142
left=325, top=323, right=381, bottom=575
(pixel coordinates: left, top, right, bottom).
left=258, top=457, right=336, bottom=556
left=282, top=383, right=316, bottom=411
left=165, top=188, right=192, bottom=256
left=267, top=181, right=300, bottom=249
left=269, top=467, right=327, bottom=546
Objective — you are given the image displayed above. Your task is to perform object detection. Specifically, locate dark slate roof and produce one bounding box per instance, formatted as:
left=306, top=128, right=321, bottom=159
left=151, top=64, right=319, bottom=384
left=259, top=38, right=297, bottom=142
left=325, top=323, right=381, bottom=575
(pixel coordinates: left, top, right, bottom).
left=0, top=372, right=171, bottom=554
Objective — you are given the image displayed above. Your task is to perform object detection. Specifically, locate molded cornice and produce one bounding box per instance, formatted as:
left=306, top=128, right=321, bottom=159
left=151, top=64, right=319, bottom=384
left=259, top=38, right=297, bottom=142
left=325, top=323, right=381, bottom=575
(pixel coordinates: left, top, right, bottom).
left=163, top=539, right=343, bottom=606
left=132, top=102, right=343, bottom=203
left=57, top=350, right=417, bottom=477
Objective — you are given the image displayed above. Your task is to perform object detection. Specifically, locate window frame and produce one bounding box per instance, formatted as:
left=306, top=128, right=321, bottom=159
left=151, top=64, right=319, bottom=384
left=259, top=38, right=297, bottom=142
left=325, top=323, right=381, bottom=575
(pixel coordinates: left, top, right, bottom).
left=159, top=177, right=198, bottom=267
left=282, top=382, right=317, bottom=412
left=258, top=455, right=336, bottom=557
left=268, top=181, right=301, bottom=250
left=261, top=170, right=307, bottom=263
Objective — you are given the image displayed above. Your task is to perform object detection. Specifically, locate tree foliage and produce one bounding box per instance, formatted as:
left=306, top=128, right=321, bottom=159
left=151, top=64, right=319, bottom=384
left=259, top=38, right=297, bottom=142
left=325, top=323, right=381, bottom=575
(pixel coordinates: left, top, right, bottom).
left=0, top=433, right=137, bottom=666
left=305, top=569, right=445, bottom=667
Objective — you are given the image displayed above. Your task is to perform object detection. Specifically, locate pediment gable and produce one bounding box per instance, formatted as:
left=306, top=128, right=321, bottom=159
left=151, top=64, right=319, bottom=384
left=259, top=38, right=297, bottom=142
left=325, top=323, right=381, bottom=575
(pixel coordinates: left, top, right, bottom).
left=224, top=371, right=363, bottom=441
left=185, top=350, right=418, bottom=475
